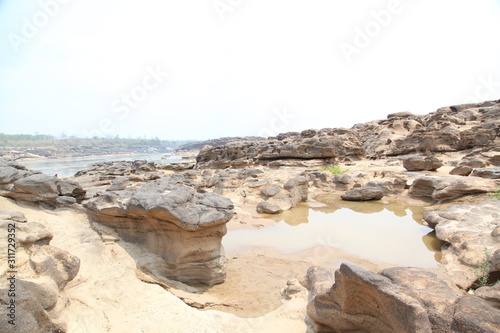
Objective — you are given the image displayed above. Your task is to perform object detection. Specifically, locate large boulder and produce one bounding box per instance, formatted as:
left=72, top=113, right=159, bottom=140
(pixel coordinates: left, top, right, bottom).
left=84, top=177, right=234, bottom=286
left=403, top=156, right=443, bottom=171
left=307, top=263, right=500, bottom=333
left=409, top=175, right=497, bottom=201
left=341, top=186, right=384, bottom=201
left=471, top=167, right=500, bottom=179
left=307, top=263, right=435, bottom=333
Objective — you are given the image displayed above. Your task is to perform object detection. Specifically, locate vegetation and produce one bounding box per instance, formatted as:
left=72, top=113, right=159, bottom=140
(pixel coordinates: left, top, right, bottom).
left=0, top=133, right=194, bottom=157
left=466, top=248, right=498, bottom=290
left=319, top=165, right=349, bottom=174
left=492, top=186, right=500, bottom=200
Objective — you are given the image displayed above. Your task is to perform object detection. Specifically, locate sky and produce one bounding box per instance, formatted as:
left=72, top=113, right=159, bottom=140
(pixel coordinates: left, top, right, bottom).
left=0, top=0, right=500, bottom=141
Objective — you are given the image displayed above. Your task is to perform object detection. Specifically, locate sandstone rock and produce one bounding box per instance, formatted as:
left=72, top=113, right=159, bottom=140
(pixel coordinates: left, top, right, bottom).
left=30, top=245, right=80, bottom=289
left=256, top=201, right=283, bottom=214
left=18, top=276, right=59, bottom=310
left=452, top=295, right=500, bottom=333
left=403, top=156, right=443, bottom=171
left=0, top=209, right=27, bottom=222
left=471, top=167, right=500, bottom=179
left=16, top=222, right=53, bottom=245
left=307, top=263, right=433, bottom=333
left=303, top=266, right=335, bottom=302
left=196, top=129, right=365, bottom=168
left=449, top=166, right=473, bottom=176
left=84, top=177, right=234, bottom=286
left=475, top=283, right=500, bottom=308
left=409, top=175, right=496, bottom=201
left=423, top=200, right=500, bottom=289
left=261, top=185, right=282, bottom=197
left=380, top=267, right=458, bottom=333
left=7, top=174, right=59, bottom=202
left=341, top=186, right=384, bottom=201
left=365, top=177, right=407, bottom=195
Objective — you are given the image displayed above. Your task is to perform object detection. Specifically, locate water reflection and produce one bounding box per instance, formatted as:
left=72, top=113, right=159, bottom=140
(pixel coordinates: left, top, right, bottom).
left=223, top=195, right=444, bottom=268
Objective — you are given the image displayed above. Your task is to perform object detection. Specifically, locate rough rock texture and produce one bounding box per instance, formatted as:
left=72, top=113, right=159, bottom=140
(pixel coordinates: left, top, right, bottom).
left=256, top=201, right=283, bottom=214
left=471, top=167, right=500, bottom=179
left=307, top=263, right=500, bottom=333
left=355, top=100, right=500, bottom=158
left=84, top=177, right=234, bottom=286
left=0, top=210, right=80, bottom=333
left=196, top=129, right=365, bottom=169
left=452, top=295, right=500, bottom=333
left=409, top=175, right=497, bottom=201
left=449, top=166, right=473, bottom=176
left=307, top=263, right=437, bottom=333
left=341, top=186, right=384, bottom=201
left=403, top=156, right=443, bottom=171
left=0, top=159, right=86, bottom=206
left=423, top=200, right=500, bottom=289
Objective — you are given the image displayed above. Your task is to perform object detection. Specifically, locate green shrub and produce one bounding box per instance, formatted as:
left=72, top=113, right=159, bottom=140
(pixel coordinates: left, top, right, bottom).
left=319, top=165, right=349, bottom=174
left=492, top=186, right=500, bottom=200
left=466, top=248, right=497, bottom=290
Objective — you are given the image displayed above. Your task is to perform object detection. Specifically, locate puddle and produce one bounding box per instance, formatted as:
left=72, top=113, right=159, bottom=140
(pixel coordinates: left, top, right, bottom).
left=223, top=195, right=443, bottom=268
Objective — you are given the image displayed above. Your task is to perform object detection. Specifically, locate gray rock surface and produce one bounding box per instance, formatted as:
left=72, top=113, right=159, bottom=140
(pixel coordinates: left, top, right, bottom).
left=341, top=186, right=384, bottom=201
left=409, top=175, right=497, bottom=201
left=84, top=177, right=234, bottom=286
left=403, top=156, right=443, bottom=171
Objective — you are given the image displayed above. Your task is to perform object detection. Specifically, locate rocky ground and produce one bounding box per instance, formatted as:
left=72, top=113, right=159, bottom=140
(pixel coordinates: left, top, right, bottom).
left=0, top=99, right=499, bottom=332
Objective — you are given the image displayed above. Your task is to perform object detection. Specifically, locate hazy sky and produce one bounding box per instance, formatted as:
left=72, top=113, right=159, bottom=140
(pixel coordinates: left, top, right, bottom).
left=1, top=0, right=500, bottom=140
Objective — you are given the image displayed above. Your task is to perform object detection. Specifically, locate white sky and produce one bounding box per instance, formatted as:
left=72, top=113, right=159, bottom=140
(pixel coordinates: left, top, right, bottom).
left=1, top=0, right=499, bottom=140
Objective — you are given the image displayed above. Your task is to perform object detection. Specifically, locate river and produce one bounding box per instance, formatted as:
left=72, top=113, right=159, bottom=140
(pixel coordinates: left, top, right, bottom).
left=18, top=153, right=184, bottom=177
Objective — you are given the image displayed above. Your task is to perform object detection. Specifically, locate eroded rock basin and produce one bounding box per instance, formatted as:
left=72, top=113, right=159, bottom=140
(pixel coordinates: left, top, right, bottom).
left=224, top=195, right=443, bottom=268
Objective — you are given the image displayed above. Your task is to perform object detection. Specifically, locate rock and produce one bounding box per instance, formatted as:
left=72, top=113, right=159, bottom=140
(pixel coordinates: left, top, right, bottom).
left=6, top=174, right=59, bottom=202
left=449, top=166, right=473, bottom=176
left=307, top=263, right=433, bottom=333
left=256, top=201, right=283, bottom=214
left=341, top=186, right=384, bottom=201
left=196, top=129, right=365, bottom=168
left=281, top=278, right=306, bottom=300
left=423, top=200, right=500, bottom=289
left=365, top=177, right=407, bottom=195
left=0, top=210, right=27, bottom=222
left=0, top=211, right=80, bottom=332
left=459, top=159, right=486, bottom=168
left=380, top=267, right=458, bottom=333
left=261, top=185, right=282, bottom=197
left=403, top=156, right=443, bottom=171
left=409, top=175, right=496, bottom=201
left=16, top=222, right=53, bottom=245
left=30, top=245, right=81, bottom=289
left=57, top=178, right=86, bottom=200
left=471, top=167, right=500, bottom=179
left=475, top=283, right=500, bottom=308
left=84, top=177, right=234, bottom=286
left=284, top=176, right=309, bottom=203
left=303, top=266, right=335, bottom=302
left=452, top=295, right=500, bottom=332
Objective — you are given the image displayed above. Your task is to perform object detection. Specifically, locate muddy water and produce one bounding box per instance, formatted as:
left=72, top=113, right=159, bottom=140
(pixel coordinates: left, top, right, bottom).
left=223, top=194, right=443, bottom=268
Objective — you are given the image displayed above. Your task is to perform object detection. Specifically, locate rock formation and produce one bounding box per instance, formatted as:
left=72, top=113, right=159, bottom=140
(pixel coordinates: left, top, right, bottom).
left=84, top=177, right=234, bottom=286
left=0, top=159, right=86, bottom=206
left=195, top=100, right=500, bottom=168
left=307, top=263, right=500, bottom=333
left=423, top=200, right=500, bottom=288
left=0, top=210, right=80, bottom=332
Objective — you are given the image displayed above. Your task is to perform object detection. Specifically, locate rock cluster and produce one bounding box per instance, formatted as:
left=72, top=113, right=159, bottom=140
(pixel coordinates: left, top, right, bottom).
left=0, top=210, right=80, bottom=332
left=423, top=200, right=500, bottom=288
left=307, top=263, right=500, bottom=333
left=0, top=160, right=85, bottom=206
left=196, top=100, right=500, bottom=168
left=84, top=177, right=234, bottom=286
left=196, top=129, right=364, bottom=169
